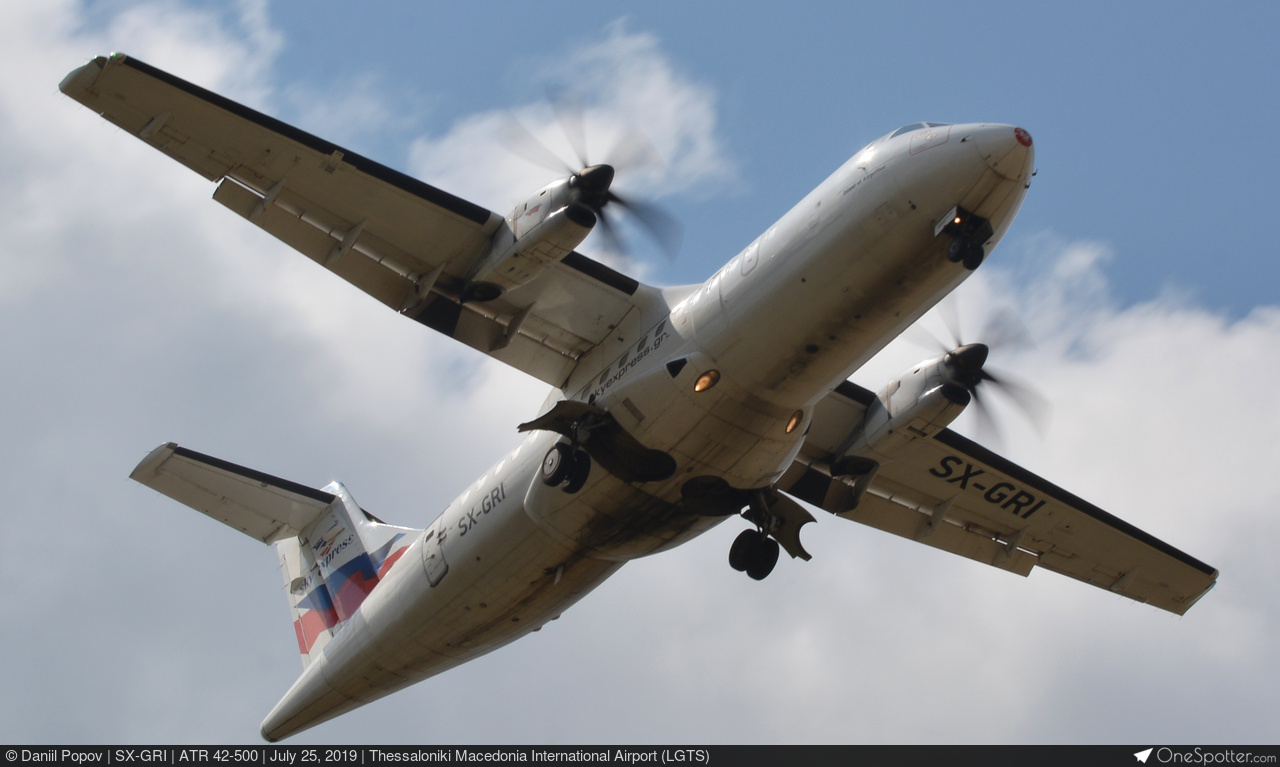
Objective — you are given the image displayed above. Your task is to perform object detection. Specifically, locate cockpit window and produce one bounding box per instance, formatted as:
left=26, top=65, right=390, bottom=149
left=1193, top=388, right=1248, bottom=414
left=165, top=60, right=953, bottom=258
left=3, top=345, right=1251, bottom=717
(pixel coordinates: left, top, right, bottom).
left=892, top=122, right=953, bottom=139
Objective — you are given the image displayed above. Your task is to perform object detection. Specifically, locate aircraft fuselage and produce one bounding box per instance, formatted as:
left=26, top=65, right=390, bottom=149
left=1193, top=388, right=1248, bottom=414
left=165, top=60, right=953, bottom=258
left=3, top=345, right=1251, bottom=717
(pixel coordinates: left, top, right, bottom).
left=261, top=122, right=1034, bottom=739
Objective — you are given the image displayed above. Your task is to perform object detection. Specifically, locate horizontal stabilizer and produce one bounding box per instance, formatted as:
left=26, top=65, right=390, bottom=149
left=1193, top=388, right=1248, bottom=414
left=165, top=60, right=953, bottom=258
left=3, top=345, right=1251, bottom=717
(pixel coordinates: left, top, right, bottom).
left=130, top=442, right=336, bottom=544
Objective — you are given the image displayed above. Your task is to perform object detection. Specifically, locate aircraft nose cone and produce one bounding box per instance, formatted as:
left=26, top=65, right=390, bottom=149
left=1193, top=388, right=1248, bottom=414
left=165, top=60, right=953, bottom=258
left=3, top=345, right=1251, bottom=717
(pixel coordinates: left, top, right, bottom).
left=968, top=125, right=1034, bottom=182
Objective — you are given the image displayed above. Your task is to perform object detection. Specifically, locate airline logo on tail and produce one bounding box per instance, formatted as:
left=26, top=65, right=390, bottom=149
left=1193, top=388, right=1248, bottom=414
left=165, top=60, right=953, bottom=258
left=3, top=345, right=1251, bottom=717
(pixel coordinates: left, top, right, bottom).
left=310, top=523, right=347, bottom=560
left=291, top=533, right=410, bottom=654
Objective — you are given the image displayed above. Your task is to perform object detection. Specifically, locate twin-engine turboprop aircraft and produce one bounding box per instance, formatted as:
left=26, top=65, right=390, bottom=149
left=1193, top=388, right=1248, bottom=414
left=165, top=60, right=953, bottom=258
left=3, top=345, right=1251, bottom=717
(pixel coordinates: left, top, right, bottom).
left=61, top=54, right=1218, bottom=741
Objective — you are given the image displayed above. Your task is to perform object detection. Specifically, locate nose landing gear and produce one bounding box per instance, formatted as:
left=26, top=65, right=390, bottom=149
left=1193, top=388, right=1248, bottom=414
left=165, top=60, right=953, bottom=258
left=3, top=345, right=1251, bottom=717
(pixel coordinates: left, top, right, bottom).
left=937, top=206, right=993, bottom=271
left=948, top=238, right=987, bottom=270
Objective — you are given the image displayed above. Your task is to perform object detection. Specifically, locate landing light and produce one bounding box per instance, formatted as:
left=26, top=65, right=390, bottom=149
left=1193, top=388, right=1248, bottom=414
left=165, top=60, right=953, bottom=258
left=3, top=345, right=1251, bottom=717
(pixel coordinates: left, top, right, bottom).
left=785, top=410, right=804, bottom=434
left=694, top=370, right=721, bottom=392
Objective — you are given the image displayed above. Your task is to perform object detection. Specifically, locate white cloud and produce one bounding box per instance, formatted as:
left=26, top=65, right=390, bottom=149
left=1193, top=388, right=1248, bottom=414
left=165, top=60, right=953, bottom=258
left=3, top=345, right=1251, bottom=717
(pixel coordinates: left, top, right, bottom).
left=405, top=21, right=733, bottom=276
left=0, top=0, right=282, bottom=302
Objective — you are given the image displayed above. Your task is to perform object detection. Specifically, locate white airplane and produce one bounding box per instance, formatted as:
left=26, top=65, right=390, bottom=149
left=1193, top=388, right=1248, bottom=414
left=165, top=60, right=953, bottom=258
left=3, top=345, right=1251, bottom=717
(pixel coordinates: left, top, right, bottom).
left=61, top=54, right=1217, bottom=741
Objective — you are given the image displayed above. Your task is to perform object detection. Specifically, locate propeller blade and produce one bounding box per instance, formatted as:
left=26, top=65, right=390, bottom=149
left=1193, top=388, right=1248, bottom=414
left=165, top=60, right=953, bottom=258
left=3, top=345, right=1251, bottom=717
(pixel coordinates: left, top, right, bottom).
left=968, top=385, right=1003, bottom=449
left=980, top=309, right=1035, bottom=354
left=981, top=367, right=1052, bottom=437
left=606, top=190, right=683, bottom=261
left=548, top=87, right=590, bottom=168
left=606, top=126, right=664, bottom=176
left=593, top=206, right=627, bottom=256
left=499, top=112, right=574, bottom=175
left=905, top=324, right=951, bottom=355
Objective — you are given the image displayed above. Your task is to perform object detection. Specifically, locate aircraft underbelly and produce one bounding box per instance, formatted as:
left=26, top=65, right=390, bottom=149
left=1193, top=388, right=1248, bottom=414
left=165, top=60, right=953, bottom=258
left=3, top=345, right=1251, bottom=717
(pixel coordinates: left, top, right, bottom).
left=263, top=443, right=627, bottom=740
left=515, top=428, right=726, bottom=559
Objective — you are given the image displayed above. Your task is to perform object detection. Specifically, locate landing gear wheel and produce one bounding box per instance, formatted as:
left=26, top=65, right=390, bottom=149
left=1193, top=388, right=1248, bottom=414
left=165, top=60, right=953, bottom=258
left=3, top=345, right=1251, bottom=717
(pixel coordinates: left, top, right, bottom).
left=541, top=443, right=572, bottom=487
left=728, top=529, right=758, bottom=572
left=746, top=537, right=780, bottom=581
left=562, top=451, right=592, bottom=494
left=947, top=238, right=969, bottom=263
left=962, top=244, right=985, bottom=271
left=728, top=530, right=780, bottom=580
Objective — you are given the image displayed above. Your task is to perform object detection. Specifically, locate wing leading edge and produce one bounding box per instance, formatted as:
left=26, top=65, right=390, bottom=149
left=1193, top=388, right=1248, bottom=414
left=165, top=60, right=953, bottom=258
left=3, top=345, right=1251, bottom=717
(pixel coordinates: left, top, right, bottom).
left=782, top=382, right=1218, bottom=615
left=60, top=53, right=646, bottom=388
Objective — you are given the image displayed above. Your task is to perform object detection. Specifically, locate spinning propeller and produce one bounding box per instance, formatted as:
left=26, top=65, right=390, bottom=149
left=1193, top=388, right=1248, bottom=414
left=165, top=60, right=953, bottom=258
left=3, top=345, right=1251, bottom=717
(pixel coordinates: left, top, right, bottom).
left=918, top=303, right=1051, bottom=444
left=502, top=92, right=682, bottom=260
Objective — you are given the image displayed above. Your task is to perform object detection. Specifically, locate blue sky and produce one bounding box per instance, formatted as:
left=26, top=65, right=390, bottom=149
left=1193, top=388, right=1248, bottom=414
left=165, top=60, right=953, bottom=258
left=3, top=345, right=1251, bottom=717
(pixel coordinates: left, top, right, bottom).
left=197, top=0, right=1280, bottom=314
left=4, top=0, right=1279, bottom=746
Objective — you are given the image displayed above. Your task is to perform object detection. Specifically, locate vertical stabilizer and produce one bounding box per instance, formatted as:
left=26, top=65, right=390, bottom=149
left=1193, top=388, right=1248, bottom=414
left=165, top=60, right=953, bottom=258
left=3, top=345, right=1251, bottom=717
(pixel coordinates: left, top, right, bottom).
left=285, top=482, right=417, bottom=668
left=129, top=443, right=420, bottom=670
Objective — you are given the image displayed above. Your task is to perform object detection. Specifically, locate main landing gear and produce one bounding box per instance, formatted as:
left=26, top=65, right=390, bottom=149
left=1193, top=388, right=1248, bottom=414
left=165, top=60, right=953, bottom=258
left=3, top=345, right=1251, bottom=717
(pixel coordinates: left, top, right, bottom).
left=725, top=489, right=814, bottom=581
left=728, top=528, right=780, bottom=581
left=541, top=442, right=591, bottom=494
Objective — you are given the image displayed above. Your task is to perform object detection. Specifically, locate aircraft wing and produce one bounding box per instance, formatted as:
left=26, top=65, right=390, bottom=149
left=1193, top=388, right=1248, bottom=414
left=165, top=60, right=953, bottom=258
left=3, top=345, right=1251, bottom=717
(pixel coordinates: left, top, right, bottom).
left=60, top=54, right=644, bottom=388
left=780, top=382, right=1218, bottom=615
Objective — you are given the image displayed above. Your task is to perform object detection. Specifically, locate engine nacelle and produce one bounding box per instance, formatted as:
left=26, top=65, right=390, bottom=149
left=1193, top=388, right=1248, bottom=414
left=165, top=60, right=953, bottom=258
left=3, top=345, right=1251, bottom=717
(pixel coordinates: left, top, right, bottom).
left=465, top=179, right=596, bottom=299
left=836, top=357, right=969, bottom=469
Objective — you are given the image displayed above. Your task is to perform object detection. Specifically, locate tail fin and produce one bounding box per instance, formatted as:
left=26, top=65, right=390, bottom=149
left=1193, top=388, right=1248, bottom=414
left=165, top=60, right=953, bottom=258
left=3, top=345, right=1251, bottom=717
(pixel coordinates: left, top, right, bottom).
left=130, top=443, right=420, bottom=668
left=280, top=481, right=416, bottom=667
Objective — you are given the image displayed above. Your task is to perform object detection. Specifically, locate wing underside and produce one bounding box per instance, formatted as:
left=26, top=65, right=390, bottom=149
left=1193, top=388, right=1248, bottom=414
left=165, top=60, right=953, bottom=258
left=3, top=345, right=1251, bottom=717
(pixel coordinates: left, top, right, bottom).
left=782, top=382, right=1218, bottom=615
left=61, top=53, right=645, bottom=387
left=130, top=443, right=336, bottom=544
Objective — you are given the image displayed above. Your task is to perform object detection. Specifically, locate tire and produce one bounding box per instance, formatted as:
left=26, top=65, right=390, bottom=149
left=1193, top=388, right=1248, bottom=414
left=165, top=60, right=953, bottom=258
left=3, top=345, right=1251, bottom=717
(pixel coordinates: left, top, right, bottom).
left=746, top=537, right=780, bottom=581
left=728, top=529, right=759, bottom=572
left=562, top=451, right=592, bottom=494
left=541, top=443, right=572, bottom=486
left=947, top=238, right=968, bottom=263
left=962, top=245, right=985, bottom=271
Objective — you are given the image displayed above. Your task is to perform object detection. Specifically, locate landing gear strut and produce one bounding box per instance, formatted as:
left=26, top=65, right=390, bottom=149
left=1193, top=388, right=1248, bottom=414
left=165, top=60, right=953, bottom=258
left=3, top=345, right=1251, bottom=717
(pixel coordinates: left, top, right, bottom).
left=541, top=442, right=591, bottom=494
left=728, top=529, right=781, bottom=580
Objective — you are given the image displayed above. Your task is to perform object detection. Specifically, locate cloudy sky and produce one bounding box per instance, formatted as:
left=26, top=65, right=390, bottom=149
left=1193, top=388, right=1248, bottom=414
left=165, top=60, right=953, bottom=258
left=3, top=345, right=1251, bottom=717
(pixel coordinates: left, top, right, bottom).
left=2, top=0, right=1278, bottom=746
